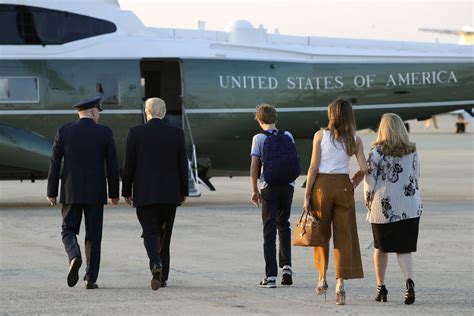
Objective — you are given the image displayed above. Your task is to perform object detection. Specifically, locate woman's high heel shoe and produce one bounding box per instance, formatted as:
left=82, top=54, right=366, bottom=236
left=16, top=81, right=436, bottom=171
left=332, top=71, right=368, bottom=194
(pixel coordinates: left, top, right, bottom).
left=335, top=289, right=346, bottom=305
left=405, top=278, right=415, bottom=305
left=375, top=285, right=388, bottom=302
left=316, top=280, right=328, bottom=300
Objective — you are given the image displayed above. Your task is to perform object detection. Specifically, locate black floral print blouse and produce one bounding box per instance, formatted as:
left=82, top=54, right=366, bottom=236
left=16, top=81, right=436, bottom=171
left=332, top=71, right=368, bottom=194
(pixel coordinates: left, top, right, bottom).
left=364, top=147, right=423, bottom=224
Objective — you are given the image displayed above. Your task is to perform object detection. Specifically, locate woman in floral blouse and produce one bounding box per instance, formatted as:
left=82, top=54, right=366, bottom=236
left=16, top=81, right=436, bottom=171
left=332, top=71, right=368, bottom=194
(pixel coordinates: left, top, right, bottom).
left=364, top=113, right=422, bottom=305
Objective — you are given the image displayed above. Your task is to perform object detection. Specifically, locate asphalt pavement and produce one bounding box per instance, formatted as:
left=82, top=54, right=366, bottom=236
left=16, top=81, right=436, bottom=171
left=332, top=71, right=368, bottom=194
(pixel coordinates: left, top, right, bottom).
left=1, top=114, right=472, bottom=315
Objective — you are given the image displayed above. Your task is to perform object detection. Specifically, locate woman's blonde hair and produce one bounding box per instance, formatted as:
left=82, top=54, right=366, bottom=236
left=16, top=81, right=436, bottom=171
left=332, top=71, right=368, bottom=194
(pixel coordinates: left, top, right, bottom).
left=374, top=113, right=416, bottom=157
left=327, top=97, right=357, bottom=156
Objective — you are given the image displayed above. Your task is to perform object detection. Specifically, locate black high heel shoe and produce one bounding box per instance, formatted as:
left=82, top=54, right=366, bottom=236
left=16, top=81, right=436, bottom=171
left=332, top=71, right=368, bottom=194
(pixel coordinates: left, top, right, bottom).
left=405, top=279, right=415, bottom=305
left=375, top=285, right=388, bottom=302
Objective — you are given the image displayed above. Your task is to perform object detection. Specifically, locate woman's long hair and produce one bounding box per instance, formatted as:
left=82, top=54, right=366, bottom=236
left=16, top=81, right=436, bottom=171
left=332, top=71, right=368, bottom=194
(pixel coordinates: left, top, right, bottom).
left=374, top=113, right=416, bottom=157
left=327, top=97, right=357, bottom=156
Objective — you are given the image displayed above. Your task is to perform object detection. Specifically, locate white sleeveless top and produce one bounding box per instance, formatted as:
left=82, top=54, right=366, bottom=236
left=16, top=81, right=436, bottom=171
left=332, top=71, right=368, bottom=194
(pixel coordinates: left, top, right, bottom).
left=319, top=130, right=352, bottom=174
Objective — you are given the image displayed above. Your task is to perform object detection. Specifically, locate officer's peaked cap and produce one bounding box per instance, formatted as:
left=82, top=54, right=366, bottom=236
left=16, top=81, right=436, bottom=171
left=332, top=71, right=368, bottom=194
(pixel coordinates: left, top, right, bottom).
left=72, top=97, right=103, bottom=112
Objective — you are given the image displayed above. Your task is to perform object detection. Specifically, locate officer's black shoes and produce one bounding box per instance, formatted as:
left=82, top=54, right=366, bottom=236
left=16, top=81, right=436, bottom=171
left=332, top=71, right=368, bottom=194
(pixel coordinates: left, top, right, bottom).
left=84, top=282, right=99, bottom=290
left=161, top=281, right=167, bottom=288
left=151, top=264, right=162, bottom=291
left=67, top=257, right=82, bottom=287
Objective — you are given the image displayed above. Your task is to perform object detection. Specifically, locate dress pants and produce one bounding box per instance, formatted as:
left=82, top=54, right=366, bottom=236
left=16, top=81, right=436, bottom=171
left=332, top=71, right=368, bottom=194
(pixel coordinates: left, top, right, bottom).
left=311, top=174, right=363, bottom=280
left=61, top=204, right=104, bottom=283
left=136, top=204, right=176, bottom=281
left=260, top=184, right=294, bottom=278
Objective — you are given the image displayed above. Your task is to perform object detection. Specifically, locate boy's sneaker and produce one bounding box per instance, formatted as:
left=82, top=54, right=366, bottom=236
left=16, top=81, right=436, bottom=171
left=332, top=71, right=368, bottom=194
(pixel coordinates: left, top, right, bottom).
left=259, top=277, right=277, bottom=288
left=281, top=266, right=293, bottom=286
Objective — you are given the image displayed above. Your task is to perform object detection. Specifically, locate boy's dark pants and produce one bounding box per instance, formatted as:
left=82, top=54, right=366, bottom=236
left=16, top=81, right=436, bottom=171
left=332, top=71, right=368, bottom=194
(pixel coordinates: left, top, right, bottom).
left=260, top=184, right=294, bottom=278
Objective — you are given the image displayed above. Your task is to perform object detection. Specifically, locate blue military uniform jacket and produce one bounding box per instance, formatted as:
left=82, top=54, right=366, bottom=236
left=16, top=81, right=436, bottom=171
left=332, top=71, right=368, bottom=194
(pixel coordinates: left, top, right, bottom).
left=47, top=118, right=119, bottom=204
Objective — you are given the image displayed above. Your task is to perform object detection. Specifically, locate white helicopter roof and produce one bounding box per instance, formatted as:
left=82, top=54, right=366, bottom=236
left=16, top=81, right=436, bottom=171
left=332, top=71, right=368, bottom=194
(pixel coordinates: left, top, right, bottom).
left=1, top=0, right=473, bottom=62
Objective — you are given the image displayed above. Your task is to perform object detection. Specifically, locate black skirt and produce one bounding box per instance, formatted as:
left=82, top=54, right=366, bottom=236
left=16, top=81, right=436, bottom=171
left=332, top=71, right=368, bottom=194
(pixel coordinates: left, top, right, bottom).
left=371, top=217, right=420, bottom=253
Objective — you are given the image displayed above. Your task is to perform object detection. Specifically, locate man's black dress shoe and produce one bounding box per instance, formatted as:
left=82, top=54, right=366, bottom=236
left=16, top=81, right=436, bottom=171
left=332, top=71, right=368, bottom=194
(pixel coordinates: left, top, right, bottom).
left=151, top=264, right=162, bottom=290
left=67, top=257, right=82, bottom=287
left=85, top=282, right=99, bottom=289
left=161, top=281, right=167, bottom=288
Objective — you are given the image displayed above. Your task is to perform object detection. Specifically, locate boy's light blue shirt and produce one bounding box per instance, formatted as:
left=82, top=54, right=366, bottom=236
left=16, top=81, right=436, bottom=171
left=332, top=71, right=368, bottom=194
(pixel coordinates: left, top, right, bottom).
left=250, top=129, right=296, bottom=190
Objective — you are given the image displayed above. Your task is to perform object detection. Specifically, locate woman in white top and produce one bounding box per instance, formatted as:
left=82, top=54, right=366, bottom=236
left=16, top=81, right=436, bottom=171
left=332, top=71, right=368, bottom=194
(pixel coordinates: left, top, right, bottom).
left=303, top=97, right=368, bottom=305
left=364, top=113, right=422, bottom=305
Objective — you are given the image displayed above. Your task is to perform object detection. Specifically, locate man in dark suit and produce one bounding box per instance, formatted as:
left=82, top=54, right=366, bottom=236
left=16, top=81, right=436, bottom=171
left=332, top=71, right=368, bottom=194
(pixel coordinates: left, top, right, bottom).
left=122, top=97, right=188, bottom=290
left=47, top=97, right=120, bottom=289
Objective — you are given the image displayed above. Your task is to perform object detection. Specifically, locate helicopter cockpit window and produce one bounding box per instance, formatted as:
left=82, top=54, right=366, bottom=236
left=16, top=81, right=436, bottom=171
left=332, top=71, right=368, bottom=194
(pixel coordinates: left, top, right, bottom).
left=0, top=5, right=23, bottom=44
left=0, top=77, right=39, bottom=103
left=0, top=4, right=117, bottom=45
left=31, top=9, right=61, bottom=45
left=96, top=79, right=119, bottom=105
left=61, top=11, right=117, bottom=44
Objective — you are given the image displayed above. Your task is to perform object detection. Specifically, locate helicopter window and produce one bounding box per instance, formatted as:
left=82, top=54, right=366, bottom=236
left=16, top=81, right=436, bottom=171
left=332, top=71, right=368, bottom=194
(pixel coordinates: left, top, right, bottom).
left=0, top=5, right=23, bottom=44
left=0, top=4, right=116, bottom=45
left=0, top=77, right=39, bottom=102
left=31, top=9, right=61, bottom=44
left=61, top=11, right=117, bottom=44
left=96, top=79, right=120, bottom=105
left=15, top=5, right=46, bottom=45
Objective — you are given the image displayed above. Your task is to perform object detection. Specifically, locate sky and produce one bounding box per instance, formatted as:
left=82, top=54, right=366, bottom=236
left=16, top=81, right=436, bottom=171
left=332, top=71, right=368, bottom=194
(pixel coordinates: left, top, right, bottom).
left=118, top=0, right=473, bottom=44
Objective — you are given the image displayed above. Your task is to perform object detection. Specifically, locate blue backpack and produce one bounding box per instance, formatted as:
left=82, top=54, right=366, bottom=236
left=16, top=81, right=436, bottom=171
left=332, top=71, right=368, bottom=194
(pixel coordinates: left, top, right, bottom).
left=261, top=130, right=300, bottom=185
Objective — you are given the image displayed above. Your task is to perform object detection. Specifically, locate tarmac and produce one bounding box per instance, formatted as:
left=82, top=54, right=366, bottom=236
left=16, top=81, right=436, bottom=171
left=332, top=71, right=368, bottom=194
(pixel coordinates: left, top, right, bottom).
left=0, top=114, right=473, bottom=315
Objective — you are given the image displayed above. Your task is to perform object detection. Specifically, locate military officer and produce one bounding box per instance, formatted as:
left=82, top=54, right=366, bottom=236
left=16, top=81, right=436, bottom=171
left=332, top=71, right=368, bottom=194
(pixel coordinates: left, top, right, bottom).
left=47, top=97, right=120, bottom=289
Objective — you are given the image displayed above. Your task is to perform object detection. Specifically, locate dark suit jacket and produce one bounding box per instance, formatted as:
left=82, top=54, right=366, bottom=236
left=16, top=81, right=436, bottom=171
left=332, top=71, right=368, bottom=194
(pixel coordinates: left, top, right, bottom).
left=47, top=118, right=120, bottom=204
left=122, top=118, right=189, bottom=207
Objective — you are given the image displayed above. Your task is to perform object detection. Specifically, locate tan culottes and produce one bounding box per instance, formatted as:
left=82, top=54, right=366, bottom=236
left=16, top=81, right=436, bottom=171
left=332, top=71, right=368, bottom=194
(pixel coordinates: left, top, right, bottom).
left=311, top=174, right=364, bottom=279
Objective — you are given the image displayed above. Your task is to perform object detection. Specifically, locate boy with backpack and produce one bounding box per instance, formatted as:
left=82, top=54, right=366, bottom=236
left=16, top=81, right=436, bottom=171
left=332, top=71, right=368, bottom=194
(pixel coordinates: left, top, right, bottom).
left=250, top=103, right=300, bottom=288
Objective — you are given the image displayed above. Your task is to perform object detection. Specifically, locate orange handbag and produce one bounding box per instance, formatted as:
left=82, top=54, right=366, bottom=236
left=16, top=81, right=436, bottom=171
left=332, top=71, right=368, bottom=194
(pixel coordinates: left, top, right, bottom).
left=293, top=209, right=324, bottom=247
